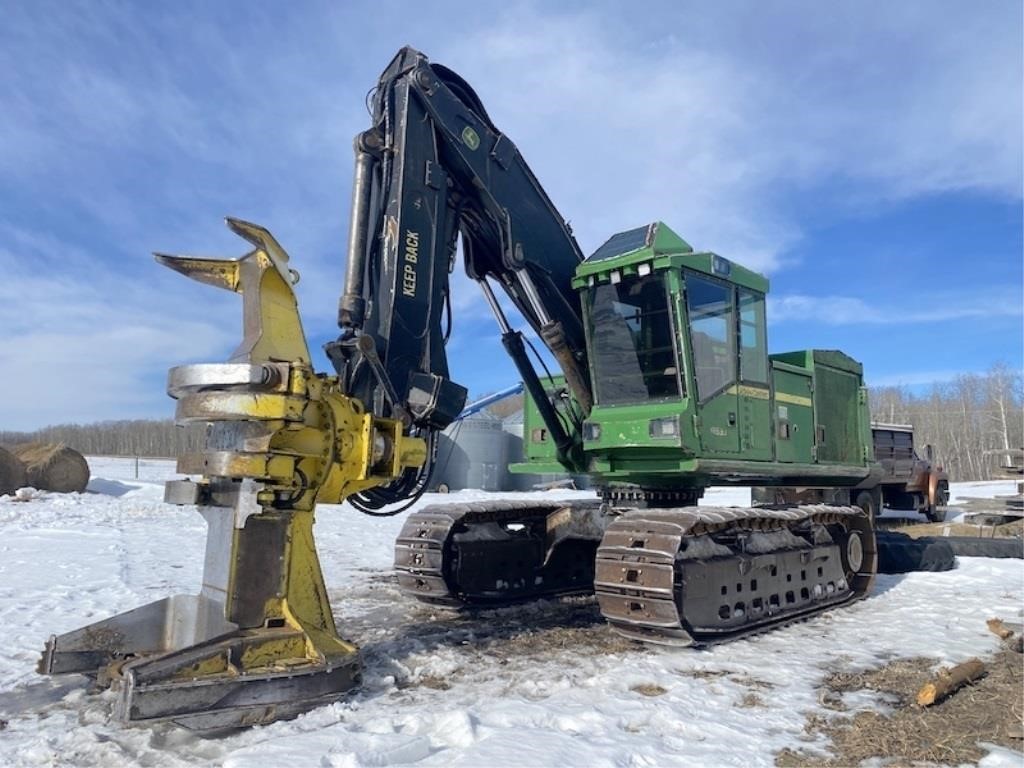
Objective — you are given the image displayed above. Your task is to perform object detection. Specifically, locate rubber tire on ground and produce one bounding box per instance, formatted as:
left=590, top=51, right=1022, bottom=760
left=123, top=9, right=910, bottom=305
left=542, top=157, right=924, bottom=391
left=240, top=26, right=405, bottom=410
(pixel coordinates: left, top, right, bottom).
left=937, top=536, right=1022, bottom=560
left=926, top=481, right=950, bottom=522
left=876, top=530, right=957, bottom=573
left=435, top=483, right=450, bottom=494
left=925, top=506, right=947, bottom=523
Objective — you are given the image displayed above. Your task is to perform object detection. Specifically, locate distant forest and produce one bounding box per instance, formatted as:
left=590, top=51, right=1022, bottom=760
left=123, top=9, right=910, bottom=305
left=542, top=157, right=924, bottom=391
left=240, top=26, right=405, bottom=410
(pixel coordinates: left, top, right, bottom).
left=869, top=363, right=1021, bottom=481
left=2, top=364, right=1020, bottom=482
left=0, top=420, right=206, bottom=460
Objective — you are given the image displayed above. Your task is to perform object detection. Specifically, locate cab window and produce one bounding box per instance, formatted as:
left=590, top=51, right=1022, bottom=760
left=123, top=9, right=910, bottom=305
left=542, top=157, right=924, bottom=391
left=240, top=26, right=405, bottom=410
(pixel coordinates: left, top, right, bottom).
left=738, top=289, right=768, bottom=384
left=686, top=274, right=735, bottom=401
left=588, top=272, right=683, bottom=405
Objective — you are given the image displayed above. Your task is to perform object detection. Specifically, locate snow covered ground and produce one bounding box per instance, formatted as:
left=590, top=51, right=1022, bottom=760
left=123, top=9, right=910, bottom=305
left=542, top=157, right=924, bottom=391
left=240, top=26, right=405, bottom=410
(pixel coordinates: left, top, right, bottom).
left=0, top=460, right=1020, bottom=767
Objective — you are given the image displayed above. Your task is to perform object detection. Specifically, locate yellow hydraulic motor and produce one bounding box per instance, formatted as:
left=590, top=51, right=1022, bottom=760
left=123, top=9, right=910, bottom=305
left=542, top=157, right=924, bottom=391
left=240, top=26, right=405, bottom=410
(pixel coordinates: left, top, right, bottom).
left=38, top=218, right=426, bottom=730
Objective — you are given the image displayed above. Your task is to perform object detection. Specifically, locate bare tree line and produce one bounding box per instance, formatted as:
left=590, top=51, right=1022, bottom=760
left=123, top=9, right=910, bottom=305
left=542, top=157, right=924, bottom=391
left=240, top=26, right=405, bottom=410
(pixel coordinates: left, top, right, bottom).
left=0, top=420, right=206, bottom=458
left=869, top=363, right=1022, bottom=481
left=2, top=364, right=1020, bottom=481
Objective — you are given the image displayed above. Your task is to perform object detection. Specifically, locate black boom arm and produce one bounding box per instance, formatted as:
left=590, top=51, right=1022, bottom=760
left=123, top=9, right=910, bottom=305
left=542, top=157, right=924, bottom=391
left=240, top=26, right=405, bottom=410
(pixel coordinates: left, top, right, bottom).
left=327, top=47, right=591, bottom=506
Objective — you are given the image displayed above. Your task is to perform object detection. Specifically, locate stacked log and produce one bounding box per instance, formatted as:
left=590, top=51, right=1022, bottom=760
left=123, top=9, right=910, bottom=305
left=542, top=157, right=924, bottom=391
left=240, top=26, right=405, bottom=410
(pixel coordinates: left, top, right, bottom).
left=0, top=446, right=27, bottom=496
left=9, top=443, right=90, bottom=493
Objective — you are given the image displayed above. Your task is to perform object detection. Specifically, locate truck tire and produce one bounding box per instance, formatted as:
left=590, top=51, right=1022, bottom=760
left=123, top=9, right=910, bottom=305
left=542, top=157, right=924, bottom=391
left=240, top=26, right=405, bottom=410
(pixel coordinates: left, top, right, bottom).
left=925, top=506, right=947, bottom=523
left=876, top=530, right=957, bottom=573
left=926, top=481, right=950, bottom=522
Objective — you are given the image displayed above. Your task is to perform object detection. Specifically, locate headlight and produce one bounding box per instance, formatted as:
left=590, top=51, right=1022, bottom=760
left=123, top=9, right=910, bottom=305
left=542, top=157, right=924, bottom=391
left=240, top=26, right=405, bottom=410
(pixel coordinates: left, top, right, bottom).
left=583, top=422, right=602, bottom=441
left=649, top=416, right=680, bottom=438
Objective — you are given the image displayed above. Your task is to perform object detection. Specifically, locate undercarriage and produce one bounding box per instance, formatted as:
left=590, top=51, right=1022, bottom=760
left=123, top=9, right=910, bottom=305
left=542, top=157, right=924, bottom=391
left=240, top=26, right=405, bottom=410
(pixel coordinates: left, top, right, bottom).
left=395, top=500, right=606, bottom=606
left=396, top=499, right=876, bottom=645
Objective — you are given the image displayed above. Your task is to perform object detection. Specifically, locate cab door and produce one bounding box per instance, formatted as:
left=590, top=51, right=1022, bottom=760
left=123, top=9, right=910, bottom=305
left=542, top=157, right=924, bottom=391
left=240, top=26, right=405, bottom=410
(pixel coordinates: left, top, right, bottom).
left=685, top=273, right=740, bottom=455
left=737, top=289, right=773, bottom=461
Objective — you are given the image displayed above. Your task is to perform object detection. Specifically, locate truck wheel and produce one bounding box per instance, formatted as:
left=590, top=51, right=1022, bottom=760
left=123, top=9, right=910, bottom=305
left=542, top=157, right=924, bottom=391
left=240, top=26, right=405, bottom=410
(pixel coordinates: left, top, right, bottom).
left=855, top=488, right=881, bottom=520
left=926, top=506, right=947, bottom=523
left=926, top=480, right=949, bottom=522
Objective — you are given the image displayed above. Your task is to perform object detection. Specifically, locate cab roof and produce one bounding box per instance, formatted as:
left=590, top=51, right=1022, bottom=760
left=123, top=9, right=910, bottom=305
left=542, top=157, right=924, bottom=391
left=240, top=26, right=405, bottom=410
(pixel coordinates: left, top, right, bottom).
left=573, top=221, right=769, bottom=293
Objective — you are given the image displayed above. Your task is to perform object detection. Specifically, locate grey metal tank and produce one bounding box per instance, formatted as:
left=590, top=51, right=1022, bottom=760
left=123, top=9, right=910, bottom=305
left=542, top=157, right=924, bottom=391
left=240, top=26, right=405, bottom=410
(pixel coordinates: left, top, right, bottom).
left=431, top=414, right=509, bottom=492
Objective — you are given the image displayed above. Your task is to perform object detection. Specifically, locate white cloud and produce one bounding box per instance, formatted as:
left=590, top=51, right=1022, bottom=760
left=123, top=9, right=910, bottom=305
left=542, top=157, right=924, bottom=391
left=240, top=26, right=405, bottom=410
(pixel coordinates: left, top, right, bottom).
left=0, top=228, right=237, bottom=430
left=769, top=292, right=1023, bottom=325
left=434, top=2, right=1021, bottom=267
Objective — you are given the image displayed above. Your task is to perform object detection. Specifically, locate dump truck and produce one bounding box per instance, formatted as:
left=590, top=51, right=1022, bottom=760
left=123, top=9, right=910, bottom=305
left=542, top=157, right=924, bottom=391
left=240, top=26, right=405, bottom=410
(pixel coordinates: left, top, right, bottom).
left=40, top=47, right=881, bottom=729
left=871, top=423, right=949, bottom=522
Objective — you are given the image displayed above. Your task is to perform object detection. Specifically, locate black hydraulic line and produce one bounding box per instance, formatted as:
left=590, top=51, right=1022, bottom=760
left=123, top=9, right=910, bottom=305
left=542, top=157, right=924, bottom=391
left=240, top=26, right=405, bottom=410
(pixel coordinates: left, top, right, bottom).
left=350, top=433, right=437, bottom=516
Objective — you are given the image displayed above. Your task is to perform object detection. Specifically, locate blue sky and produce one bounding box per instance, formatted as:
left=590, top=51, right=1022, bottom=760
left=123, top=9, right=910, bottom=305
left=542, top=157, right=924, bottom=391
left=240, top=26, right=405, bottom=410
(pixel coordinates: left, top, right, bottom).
left=1, top=0, right=1020, bottom=430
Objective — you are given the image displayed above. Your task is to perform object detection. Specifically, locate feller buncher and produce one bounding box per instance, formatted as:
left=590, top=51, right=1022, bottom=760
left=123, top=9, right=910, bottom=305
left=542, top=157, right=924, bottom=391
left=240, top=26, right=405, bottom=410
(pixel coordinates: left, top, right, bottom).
left=39, top=47, right=881, bottom=729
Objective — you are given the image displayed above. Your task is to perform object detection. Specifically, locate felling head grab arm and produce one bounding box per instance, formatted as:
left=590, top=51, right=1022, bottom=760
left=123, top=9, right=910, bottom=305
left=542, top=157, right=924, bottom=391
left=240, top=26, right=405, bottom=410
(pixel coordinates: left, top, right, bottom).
left=38, top=216, right=427, bottom=730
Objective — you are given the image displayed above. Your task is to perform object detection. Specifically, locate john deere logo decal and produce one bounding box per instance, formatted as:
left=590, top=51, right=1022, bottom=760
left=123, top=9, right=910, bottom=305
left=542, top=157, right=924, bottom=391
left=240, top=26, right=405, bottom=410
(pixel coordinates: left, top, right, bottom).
left=461, top=126, right=480, bottom=150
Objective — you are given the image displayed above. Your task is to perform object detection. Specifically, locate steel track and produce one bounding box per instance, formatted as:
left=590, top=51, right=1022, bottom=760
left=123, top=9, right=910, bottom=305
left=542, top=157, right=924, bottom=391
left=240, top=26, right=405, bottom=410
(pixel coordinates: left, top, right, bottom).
left=394, top=500, right=877, bottom=645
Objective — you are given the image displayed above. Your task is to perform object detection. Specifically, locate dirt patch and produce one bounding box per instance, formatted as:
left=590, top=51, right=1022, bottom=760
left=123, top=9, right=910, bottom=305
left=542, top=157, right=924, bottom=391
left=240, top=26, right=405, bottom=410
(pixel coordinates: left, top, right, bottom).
left=738, top=692, right=764, bottom=708
left=630, top=683, right=667, bottom=697
left=479, top=611, right=640, bottom=661
left=357, top=597, right=644, bottom=695
left=730, top=674, right=777, bottom=690
left=825, top=655, right=935, bottom=695
left=776, top=649, right=1024, bottom=766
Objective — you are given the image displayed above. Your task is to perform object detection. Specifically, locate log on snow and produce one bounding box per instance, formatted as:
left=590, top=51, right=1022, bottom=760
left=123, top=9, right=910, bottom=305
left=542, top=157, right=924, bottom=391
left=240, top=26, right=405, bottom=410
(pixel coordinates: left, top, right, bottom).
left=915, top=658, right=987, bottom=707
left=10, top=443, right=90, bottom=493
left=987, top=618, right=1015, bottom=640
left=0, top=446, right=27, bottom=496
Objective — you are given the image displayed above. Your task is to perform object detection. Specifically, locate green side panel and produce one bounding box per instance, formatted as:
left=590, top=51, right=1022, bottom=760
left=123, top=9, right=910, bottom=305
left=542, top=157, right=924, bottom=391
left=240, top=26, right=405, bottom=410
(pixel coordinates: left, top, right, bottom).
left=508, top=460, right=566, bottom=475
left=814, top=364, right=862, bottom=464
left=770, top=350, right=813, bottom=369
left=650, top=222, right=693, bottom=255
left=697, top=389, right=739, bottom=454
left=739, top=390, right=772, bottom=460
left=772, top=365, right=814, bottom=463
left=812, top=349, right=862, bottom=375
left=516, top=375, right=585, bottom=473
left=771, top=349, right=863, bottom=376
